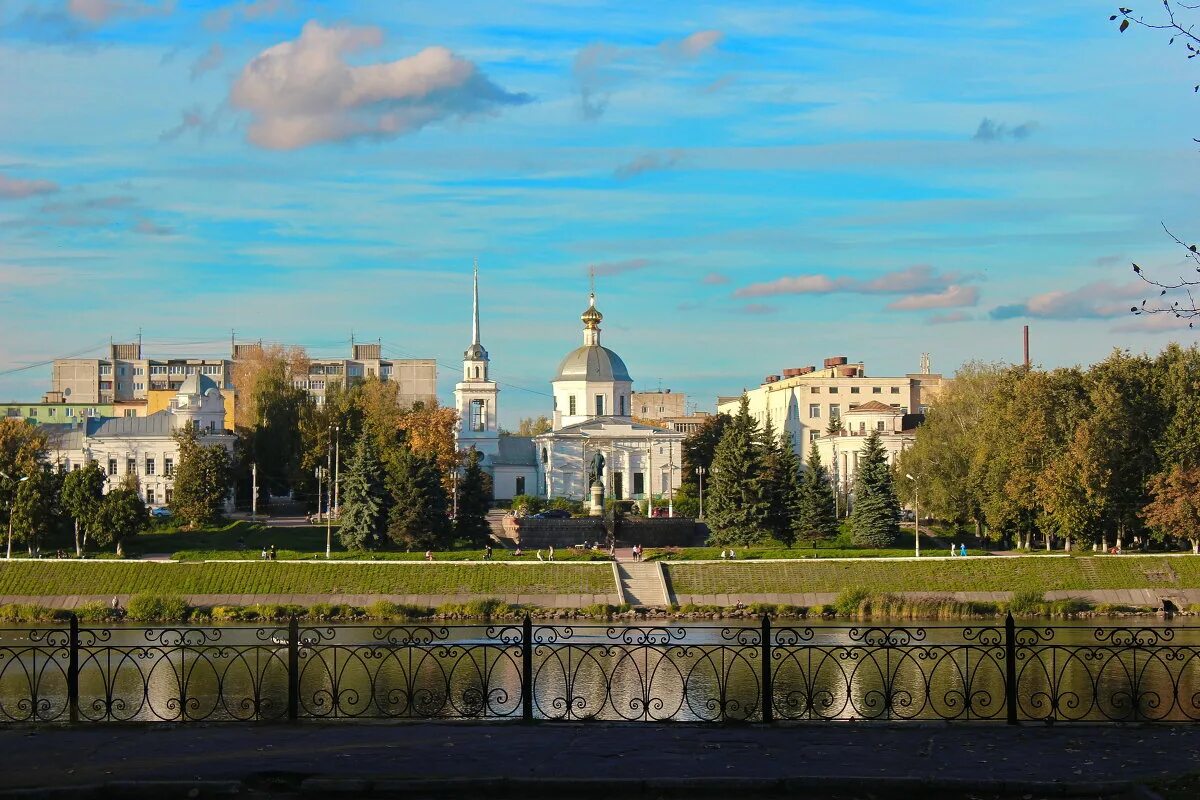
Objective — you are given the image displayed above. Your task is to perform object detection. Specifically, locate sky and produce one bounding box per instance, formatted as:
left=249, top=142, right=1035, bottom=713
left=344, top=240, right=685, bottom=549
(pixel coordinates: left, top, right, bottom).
left=0, top=0, right=1197, bottom=425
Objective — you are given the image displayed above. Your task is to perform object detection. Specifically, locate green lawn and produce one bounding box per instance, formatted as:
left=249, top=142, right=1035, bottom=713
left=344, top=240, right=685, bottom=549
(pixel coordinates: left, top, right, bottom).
left=0, top=561, right=613, bottom=597
left=665, top=555, right=1200, bottom=595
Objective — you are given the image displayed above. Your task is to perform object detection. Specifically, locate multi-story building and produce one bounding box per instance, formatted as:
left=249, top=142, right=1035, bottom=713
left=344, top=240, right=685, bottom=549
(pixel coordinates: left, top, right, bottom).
left=632, top=390, right=687, bottom=422
left=0, top=400, right=114, bottom=425
left=278, top=342, right=437, bottom=408
left=813, top=400, right=920, bottom=499
left=716, top=354, right=947, bottom=456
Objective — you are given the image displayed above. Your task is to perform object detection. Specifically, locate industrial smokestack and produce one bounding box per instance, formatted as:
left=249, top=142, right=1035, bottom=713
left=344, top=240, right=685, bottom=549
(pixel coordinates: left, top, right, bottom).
left=1023, top=325, right=1030, bottom=370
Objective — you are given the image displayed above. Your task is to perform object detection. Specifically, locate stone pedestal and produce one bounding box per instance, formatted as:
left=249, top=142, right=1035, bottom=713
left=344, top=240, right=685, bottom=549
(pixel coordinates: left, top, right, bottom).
left=589, top=480, right=604, bottom=516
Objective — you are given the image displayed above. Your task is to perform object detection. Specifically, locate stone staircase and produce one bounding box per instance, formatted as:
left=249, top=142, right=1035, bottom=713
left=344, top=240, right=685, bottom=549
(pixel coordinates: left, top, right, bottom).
left=617, top=562, right=668, bottom=608
left=486, top=509, right=509, bottom=543
left=1078, top=557, right=1100, bottom=588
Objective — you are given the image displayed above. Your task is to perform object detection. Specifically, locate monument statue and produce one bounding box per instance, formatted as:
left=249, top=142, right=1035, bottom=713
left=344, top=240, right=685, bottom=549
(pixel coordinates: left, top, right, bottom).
left=588, top=450, right=605, bottom=487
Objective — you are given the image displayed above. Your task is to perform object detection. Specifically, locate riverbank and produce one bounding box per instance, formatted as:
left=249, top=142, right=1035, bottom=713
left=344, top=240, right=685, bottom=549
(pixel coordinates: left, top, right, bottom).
left=0, top=722, right=1195, bottom=798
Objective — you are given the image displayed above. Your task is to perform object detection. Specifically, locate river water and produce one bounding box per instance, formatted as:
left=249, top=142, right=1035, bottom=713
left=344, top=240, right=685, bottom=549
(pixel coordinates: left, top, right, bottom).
left=1, top=619, right=1197, bottom=724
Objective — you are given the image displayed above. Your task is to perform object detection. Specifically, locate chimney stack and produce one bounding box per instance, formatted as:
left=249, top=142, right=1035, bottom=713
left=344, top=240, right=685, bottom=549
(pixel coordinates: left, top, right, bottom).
left=1023, top=325, right=1030, bottom=370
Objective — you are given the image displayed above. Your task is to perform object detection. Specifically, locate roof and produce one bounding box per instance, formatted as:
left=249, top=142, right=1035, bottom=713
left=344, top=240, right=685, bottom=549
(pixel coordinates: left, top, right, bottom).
left=844, top=400, right=899, bottom=414
left=89, top=411, right=174, bottom=437
left=178, top=373, right=219, bottom=396
left=492, top=436, right=537, bottom=466
left=554, top=345, right=632, bottom=382
left=40, top=423, right=85, bottom=451
left=539, top=415, right=685, bottom=439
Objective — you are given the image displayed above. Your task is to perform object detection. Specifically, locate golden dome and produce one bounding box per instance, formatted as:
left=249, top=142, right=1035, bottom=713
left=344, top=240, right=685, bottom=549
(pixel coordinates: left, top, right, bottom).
left=581, top=293, right=603, bottom=329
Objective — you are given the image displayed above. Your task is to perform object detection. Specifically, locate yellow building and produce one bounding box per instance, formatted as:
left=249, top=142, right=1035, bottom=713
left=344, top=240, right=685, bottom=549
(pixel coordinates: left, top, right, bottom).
left=148, top=388, right=236, bottom=431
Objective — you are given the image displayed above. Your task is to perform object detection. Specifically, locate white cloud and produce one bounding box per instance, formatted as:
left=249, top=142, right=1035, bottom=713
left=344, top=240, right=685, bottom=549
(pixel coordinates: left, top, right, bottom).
left=733, top=265, right=974, bottom=299
left=886, top=284, right=978, bottom=310
left=0, top=174, right=59, bottom=200
left=734, top=274, right=848, bottom=297
left=990, top=280, right=1143, bottom=320
left=67, top=0, right=174, bottom=24
left=229, top=21, right=530, bottom=150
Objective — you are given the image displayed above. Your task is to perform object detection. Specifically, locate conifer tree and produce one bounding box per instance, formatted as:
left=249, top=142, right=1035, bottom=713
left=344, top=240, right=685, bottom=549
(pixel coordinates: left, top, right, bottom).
left=706, top=395, right=769, bottom=546
left=761, top=419, right=803, bottom=547
left=455, top=449, right=492, bottom=546
left=387, top=447, right=451, bottom=551
left=797, top=443, right=838, bottom=542
left=850, top=430, right=901, bottom=547
left=339, top=433, right=388, bottom=551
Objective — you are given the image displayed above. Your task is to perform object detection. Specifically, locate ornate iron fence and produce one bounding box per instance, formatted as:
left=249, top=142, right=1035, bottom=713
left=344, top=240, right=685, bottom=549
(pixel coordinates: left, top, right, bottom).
left=0, top=615, right=1197, bottom=724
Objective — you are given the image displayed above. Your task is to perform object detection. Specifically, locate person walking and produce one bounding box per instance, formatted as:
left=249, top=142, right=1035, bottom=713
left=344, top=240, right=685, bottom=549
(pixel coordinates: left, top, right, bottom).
left=548, top=545, right=555, bottom=562
left=960, top=543, right=967, bottom=557
left=950, top=543, right=956, bottom=557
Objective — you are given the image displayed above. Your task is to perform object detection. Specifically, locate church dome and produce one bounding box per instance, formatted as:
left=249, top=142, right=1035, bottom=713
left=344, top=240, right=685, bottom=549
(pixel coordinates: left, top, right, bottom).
left=554, top=345, right=632, bottom=382
left=465, top=343, right=488, bottom=360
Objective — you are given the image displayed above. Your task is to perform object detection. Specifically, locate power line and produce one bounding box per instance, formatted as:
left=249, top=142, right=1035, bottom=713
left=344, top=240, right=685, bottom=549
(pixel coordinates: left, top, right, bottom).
left=379, top=341, right=553, bottom=398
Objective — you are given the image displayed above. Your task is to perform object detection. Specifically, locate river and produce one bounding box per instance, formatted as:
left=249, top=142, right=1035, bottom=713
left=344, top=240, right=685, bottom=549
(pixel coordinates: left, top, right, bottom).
left=1, top=619, right=1197, bottom=724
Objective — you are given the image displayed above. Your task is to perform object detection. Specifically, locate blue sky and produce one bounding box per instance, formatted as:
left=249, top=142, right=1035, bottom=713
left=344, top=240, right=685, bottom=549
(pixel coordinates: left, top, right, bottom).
left=0, top=0, right=1195, bottom=424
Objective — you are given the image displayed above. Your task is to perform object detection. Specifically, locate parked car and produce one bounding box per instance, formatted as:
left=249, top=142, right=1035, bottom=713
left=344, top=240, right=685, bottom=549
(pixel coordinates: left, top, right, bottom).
left=530, top=509, right=571, bottom=519
left=149, top=507, right=173, bottom=518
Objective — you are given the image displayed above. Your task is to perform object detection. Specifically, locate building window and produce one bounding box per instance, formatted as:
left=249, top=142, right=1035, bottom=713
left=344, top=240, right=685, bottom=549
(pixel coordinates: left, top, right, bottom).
left=127, top=458, right=136, bottom=475
left=808, top=404, right=820, bottom=418
left=134, top=367, right=144, bottom=376
left=145, top=457, right=155, bottom=476
left=164, top=458, right=174, bottom=477
left=568, top=396, right=576, bottom=416
left=108, top=459, right=117, bottom=476
left=145, top=488, right=155, bottom=505
left=48, top=408, right=55, bottom=417
left=515, top=476, right=525, bottom=496
left=918, top=405, right=928, bottom=414
left=165, top=488, right=172, bottom=504
left=810, top=430, right=819, bottom=442
left=151, top=366, right=166, bottom=375
left=633, top=472, right=645, bottom=496
left=118, top=366, right=126, bottom=376
left=850, top=387, right=860, bottom=394
left=595, top=395, right=605, bottom=416
left=858, top=422, right=866, bottom=433
left=469, top=399, right=485, bottom=432
left=641, top=406, right=647, bottom=414
left=872, top=387, right=882, bottom=394
left=613, top=471, right=623, bottom=500
left=124, top=409, right=136, bottom=418
left=28, top=408, right=37, bottom=417
left=541, top=448, right=548, bottom=464
left=877, top=421, right=886, bottom=431
left=99, top=365, right=112, bottom=375
left=829, top=387, right=839, bottom=394
left=810, top=387, right=820, bottom=394
left=830, top=404, right=841, bottom=418
left=134, top=383, right=144, bottom=391
left=891, top=387, right=901, bottom=394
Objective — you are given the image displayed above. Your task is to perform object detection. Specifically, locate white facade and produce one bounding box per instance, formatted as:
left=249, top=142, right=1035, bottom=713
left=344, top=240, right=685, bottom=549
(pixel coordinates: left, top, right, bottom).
left=814, top=401, right=915, bottom=500
left=41, top=374, right=236, bottom=509
left=718, top=355, right=945, bottom=459
left=454, top=264, right=502, bottom=468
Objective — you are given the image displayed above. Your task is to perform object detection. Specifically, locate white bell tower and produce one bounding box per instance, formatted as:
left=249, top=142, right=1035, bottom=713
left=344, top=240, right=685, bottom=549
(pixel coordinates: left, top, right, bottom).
left=455, top=261, right=500, bottom=462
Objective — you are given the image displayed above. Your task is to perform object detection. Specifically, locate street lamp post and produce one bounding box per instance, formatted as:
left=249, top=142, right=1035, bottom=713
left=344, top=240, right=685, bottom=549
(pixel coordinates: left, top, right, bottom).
left=1, top=472, right=30, bottom=561
left=333, top=425, right=340, bottom=518
left=695, top=466, right=706, bottom=519
left=905, top=473, right=919, bottom=558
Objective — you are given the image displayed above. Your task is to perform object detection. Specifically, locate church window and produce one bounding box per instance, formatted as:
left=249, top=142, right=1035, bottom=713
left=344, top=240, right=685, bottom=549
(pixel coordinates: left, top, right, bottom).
left=515, top=476, right=525, bottom=496
left=619, top=395, right=626, bottom=415
left=633, top=472, right=645, bottom=496
left=595, top=395, right=605, bottom=416
left=470, top=399, right=486, bottom=432
left=474, top=367, right=480, bottom=379
left=541, top=448, right=548, bottom=464
left=569, top=396, right=576, bottom=416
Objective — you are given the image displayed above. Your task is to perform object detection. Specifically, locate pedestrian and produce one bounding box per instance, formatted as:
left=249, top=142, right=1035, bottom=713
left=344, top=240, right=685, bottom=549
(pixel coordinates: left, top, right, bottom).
left=424, top=550, right=433, bottom=561
left=960, top=543, right=967, bottom=558
left=728, top=549, right=737, bottom=560
left=536, top=549, right=543, bottom=562
left=261, top=546, right=268, bottom=560
left=514, top=547, right=523, bottom=557
left=950, top=543, right=957, bottom=557
left=548, top=545, right=555, bottom=562
left=110, top=596, right=119, bottom=611
left=485, top=545, right=493, bottom=561
left=270, top=544, right=277, bottom=560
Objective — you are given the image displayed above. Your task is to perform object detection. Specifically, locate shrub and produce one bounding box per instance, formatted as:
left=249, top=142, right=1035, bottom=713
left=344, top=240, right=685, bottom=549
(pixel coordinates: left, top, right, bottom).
left=125, top=594, right=189, bottom=622
left=73, top=602, right=117, bottom=622
left=835, top=587, right=871, bottom=617
left=1049, top=597, right=1092, bottom=616
left=1008, top=590, right=1044, bottom=615
left=209, top=605, right=242, bottom=622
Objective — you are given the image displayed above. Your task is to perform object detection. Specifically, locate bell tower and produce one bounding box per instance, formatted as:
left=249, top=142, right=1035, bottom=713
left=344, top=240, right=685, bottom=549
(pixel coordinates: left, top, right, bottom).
left=455, top=261, right=500, bottom=462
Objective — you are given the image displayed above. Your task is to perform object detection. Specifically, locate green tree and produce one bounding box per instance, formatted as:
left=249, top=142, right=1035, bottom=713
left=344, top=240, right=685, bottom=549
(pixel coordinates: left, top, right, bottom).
left=680, top=413, right=731, bottom=493
left=850, top=430, right=901, bottom=548
left=92, top=474, right=147, bottom=557
left=761, top=420, right=802, bottom=547
left=455, top=449, right=492, bottom=546
left=60, top=461, right=107, bottom=556
left=0, top=420, right=47, bottom=548
left=338, top=433, right=388, bottom=551
left=387, top=448, right=451, bottom=550
left=706, top=396, right=768, bottom=546
left=505, top=416, right=552, bottom=437
left=11, top=467, right=58, bottom=556
left=172, top=426, right=232, bottom=527
left=797, top=443, right=838, bottom=542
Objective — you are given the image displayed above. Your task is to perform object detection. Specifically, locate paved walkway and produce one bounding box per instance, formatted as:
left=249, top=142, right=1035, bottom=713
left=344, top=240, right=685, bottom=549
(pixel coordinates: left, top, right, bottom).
left=0, top=723, right=1196, bottom=796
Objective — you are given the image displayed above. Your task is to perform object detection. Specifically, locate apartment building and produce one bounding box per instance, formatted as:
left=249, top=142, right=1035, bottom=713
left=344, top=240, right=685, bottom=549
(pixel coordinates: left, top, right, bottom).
left=51, top=342, right=233, bottom=406
left=631, top=390, right=687, bottom=422
left=276, top=342, right=437, bottom=408
left=717, top=354, right=947, bottom=456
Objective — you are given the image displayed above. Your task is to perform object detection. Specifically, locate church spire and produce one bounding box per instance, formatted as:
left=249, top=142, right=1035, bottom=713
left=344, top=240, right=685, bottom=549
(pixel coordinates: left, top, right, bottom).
left=464, top=259, right=489, bottom=364
left=581, top=266, right=603, bottom=346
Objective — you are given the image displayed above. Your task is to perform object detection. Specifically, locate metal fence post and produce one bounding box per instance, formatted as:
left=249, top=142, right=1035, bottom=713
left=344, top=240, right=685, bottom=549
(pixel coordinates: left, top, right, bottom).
left=67, top=614, right=79, bottom=724
left=522, top=614, right=533, bottom=723
left=1005, top=611, right=1018, bottom=725
left=287, top=615, right=299, bottom=721
left=761, top=615, right=773, bottom=724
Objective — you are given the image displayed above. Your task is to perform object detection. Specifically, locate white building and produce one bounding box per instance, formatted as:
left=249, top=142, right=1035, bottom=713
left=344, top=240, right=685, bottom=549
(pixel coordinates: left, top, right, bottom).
left=453, top=272, right=685, bottom=504
left=717, top=354, right=945, bottom=457
left=41, top=374, right=236, bottom=509
left=814, top=400, right=917, bottom=500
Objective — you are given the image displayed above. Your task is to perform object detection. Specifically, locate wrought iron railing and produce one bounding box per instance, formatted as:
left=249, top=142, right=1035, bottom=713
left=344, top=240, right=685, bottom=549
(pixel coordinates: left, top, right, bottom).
left=0, top=615, right=1197, bottom=724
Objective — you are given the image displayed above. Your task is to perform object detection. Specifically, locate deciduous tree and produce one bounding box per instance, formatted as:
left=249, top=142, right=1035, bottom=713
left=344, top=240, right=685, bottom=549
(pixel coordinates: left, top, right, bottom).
left=92, top=474, right=147, bottom=557
left=172, top=426, right=232, bottom=527
left=1142, top=464, right=1200, bottom=553
left=60, top=461, right=106, bottom=556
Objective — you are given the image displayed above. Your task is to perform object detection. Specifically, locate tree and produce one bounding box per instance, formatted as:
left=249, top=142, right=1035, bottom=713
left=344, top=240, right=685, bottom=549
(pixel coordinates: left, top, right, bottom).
left=1112, top=3, right=1200, bottom=324
left=172, top=426, right=232, bottom=527
left=0, top=420, right=47, bottom=545
left=825, top=414, right=844, bottom=437
left=399, top=401, right=461, bottom=494
left=11, top=468, right=58, bottom=556
left=60, top=462, right=107, bottom=556
left=850, top=430, right=901, bottom=548
left=455, top=449, right=492, bottom=546
left=505, top=416, right=552, bottom=437
left=706, top=396, right=769, bottom=546
left=797, top=443, right=838, bottom=542
left=760, top=419, right=802, bottom=547
left=387, top=448, right=452, bottom=551
left=338, top=433, right=388, bottom=551
left=680, top=413, right=731, bottom=494
left=1143, top=464, right=1200, bottom=553
left=92, top=474, right=147, bottom=557
left=233, top=344, right=310, bottom=506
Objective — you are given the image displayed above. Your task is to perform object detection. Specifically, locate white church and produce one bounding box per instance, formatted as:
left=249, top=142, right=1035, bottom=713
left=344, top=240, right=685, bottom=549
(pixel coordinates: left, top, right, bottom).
left=454, top=267, right=685, bottom=503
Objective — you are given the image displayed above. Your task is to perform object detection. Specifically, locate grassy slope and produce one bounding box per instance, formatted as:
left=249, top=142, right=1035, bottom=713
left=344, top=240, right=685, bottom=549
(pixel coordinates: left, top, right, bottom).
left=666, top=556, right=1200, bottom=595
left=0, top=562, right=612, bottom=597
